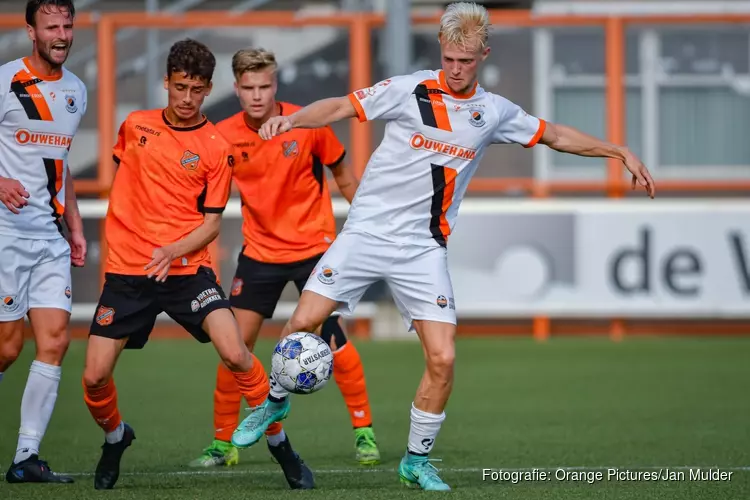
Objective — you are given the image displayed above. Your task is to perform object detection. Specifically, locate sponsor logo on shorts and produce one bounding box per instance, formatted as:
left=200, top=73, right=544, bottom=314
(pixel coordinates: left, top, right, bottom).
left=231, top=278, right=243, bottom=297
left=317, top=266, right=338, bottom=285
left=195, top=287, right=222, bottom=310
left=2, top=295, right=20, bottom=313
left=436, top=295, right=455, bottom=310
left=64, top=286, right=71, bottom=299
left=95, top=306, right=115, bottom=326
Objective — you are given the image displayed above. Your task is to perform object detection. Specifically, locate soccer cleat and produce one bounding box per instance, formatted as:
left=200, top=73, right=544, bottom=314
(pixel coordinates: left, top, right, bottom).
left=188, top=439, right=239, bottom=468
left=267, top=435, right=314, bottom=489
left=231, top=398, right=290, bottom=449
left=5, top=454, right=74, bottom=484
left=94, top=423, right=135, bottom=490
left=354, top=427, right=381, bottom=465
left=398, top=452, right=451, bottom=491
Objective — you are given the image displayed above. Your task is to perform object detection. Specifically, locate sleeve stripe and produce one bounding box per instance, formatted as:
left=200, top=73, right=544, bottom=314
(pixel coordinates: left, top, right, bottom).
left=327, top=150, right=346, bottom=168
left=524, top=119, right=547, bottom=149
left=348, top=93, right=367, bottom=123
left=203, top=206, right=226, bottom=214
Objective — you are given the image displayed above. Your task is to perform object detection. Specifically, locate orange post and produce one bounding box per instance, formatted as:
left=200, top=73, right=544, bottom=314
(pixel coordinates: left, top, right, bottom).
left=533, top=316, right=550, bottom=342
left=349, top=15, right=372, bottom=179
left=97, top=17, right=116, bottom=289
left=605, top=17, right=626, bottom=198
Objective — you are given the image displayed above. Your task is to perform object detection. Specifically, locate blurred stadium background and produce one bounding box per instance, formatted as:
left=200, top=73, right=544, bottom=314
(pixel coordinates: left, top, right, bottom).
left=2, top=2, right=750, bottom=498
left=4, top=0, right=750, bottom=339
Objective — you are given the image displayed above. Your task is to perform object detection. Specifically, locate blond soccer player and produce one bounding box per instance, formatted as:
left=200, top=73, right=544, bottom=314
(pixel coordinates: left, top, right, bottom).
left=232, top=2, right=656, bottom=491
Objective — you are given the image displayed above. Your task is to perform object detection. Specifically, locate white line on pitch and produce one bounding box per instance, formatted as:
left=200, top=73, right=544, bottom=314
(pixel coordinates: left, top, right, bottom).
left=57, top=465, right=750, bottom=477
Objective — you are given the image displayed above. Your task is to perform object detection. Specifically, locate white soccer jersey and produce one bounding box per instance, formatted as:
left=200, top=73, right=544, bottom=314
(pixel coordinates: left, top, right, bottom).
left=0, top=57, right=87, bottom=239
left=345, top=69, right=545, bottom=247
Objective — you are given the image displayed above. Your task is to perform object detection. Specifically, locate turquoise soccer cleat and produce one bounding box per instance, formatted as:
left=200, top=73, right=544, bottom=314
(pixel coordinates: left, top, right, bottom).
left=398, top=452, right=451, bottom=491
left=231, top=398, right=290, bottom=448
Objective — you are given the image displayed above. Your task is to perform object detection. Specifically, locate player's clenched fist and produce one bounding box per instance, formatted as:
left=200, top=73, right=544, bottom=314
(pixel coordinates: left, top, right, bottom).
left=0, top=176, right=30, bottom=214
left=259, top=115, right=293, bottom=140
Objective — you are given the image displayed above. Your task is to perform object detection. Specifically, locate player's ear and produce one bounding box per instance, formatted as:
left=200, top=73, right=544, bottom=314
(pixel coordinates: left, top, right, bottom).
left=163, top=75, right=169, bottom=90
left=481, top=46, right=491, bottom=62
left=205, top=81, right=213, bottom=96
left=233, top=80, right=239, bottom=97
left=26, top=24, right=35, bottom=43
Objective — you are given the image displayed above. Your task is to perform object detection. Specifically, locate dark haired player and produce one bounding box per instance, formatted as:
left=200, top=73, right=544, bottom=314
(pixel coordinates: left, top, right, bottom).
left=1, top=0, right=86, bottom=484
left=80, top=39, right=312, bottom=491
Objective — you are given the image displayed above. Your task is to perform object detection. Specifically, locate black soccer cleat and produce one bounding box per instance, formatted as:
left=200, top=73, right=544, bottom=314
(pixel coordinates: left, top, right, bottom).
left=5, top=454, right=74, bottom=484
left=268, top=435, right=315, bottom=489
left=94, top=423, right=136, bottom=490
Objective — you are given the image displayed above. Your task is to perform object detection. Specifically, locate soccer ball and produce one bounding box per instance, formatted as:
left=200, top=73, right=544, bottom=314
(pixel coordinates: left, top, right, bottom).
left=271, top=332, right=333, bottom=394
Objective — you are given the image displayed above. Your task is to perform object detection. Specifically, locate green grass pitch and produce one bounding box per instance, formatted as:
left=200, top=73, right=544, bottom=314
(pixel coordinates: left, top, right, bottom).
left=1, top=336, right=749, bottom=499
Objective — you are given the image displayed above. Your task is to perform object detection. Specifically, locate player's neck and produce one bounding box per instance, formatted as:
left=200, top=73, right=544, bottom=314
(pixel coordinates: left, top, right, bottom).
left=26, top=52, right=63, bottom=79
left=244, top=101, right=280, bottom=131
left=164, top=107, right=205, bottom=129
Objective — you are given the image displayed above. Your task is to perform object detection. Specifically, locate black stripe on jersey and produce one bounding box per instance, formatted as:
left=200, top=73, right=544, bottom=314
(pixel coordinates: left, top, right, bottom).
left=429, top=163, right=447, bottom=247
left=413, top=84, right=438, bottom=129
left=10, top=78, right=44, bottom=121
left=312, top=155, right=324, bottom=194
left=43, top=158, right=64, bottom=234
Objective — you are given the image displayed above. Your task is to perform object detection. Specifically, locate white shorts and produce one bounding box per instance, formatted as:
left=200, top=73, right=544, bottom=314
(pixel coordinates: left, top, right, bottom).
left=303, top=229, right=456, bottom=331
left=0, top=235, right=72, bottom=321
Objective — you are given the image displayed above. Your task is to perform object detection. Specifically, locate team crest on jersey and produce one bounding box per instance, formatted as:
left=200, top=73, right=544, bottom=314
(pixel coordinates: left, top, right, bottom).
left=64, top=286, right=72, bottom=299
left=468, top=109, right=486, bottom=127
left=65, top=94, right=77, bottom=113
left=231, top=277, right=243, bottom=297
left=1, top=295, right=19, bottom=313
left=282, top=140, right=299, bottom=158
left=317, top=266, right=338, bottom=285
left=95, top=306, right=115, bottom=326
left=181, top=150, right=200, bottom=171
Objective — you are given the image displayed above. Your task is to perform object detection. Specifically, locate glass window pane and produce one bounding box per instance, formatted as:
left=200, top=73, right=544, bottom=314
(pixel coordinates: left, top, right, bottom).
left=660, top=87, right=750, bottom=166
left=660, top=30, right=749, bottom=75
left=552, top=88, right=642, bottom=168
left=552, top=30, right=639, bottom=76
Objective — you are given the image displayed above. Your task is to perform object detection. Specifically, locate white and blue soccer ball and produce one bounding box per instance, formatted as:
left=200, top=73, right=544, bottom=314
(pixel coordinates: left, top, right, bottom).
left=271, top=332, right=333, bottom=394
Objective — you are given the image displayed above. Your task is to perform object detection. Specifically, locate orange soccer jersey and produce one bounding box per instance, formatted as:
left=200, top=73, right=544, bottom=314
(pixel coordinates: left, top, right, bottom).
left=216, top=103, right=346, bottom=264
left=105, top=109, right=233, bottom=275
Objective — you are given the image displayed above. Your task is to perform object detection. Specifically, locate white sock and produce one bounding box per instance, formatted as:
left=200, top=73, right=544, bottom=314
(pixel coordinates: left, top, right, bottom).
left=407, top=402, right=446, bottom=456
left=15, top=361, right=61, bottom=464
left=266, top=429, right=287, bottom=447
left=105, top=421, right=125, bottom=444
left=269, top=372, right=289, bottom=401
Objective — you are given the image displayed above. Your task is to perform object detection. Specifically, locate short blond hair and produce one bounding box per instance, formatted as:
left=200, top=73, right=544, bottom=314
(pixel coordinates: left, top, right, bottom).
left=438, top=2, right=490, bottom=52
left=232, top=48, right=277, bottom=78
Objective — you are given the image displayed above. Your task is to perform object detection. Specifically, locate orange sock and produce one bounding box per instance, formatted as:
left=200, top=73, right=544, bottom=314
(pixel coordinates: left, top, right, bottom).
left=82, top=377, right=122, bottom=433
left=229, top=354, right=283, bottom=438
left=214, top=363, right=242, bottom=442
left=333, top=342, right=373, bottom=428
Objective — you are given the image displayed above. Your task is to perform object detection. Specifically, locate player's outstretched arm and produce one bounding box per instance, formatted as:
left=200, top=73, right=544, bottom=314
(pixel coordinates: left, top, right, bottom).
left=63, top=167, right=87, bottom=266
left=539, top=122, right=656, bottom=198
left=259, top=97, right=356, bottom=140
left=145, top=213, right=222, bottom=282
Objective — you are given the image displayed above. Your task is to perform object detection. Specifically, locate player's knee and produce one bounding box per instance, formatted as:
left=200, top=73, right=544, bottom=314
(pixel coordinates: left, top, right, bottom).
left=222, top=348, right=252, bottom=373
left=36, top=326, right=70, bottom=363
left=320, top=316, right=347, bottom=350
left=82, top=368, right=111, bottom=389
left=426, top=348, right=455, bottom=376
left=288, top=312, right=324, bottom=335
left=0, top=338, right=23, bottom=370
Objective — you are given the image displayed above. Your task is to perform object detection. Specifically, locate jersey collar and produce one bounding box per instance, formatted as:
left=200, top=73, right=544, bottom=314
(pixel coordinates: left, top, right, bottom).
left=22, top=57, right=63, bottom=82
left=438, top=70, right=478, bottom=100
left=162, top=109, right=208, bottom=131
